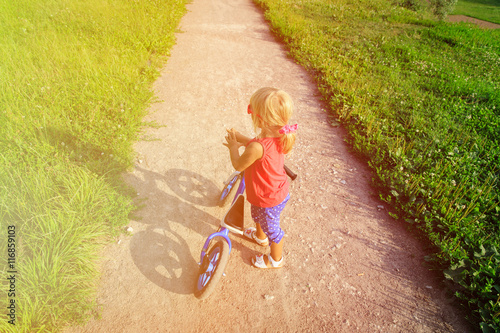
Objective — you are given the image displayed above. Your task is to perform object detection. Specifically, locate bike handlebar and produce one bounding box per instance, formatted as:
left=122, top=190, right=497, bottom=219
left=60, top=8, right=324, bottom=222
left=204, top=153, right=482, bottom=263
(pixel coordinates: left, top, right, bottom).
left=284, top=165, right=297, bottom=181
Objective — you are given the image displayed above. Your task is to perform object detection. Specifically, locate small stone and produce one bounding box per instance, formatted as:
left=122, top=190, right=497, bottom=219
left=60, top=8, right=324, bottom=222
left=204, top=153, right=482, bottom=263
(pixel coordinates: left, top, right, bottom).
left=263, top=294, right=274, bottom=300
left=126, top=227, right=133, bottom=233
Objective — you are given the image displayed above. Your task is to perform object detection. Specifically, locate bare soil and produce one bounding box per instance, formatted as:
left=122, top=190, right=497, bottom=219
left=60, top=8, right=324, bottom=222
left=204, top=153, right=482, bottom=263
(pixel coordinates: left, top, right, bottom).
left=66, top=0, right=476, bottom=331
left=448, top=15, right=500, bottom=29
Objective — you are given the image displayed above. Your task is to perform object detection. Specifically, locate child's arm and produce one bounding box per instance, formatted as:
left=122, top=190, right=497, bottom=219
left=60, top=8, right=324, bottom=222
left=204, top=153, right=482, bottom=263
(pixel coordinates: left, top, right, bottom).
left=223, top=129, right=262, bottom=171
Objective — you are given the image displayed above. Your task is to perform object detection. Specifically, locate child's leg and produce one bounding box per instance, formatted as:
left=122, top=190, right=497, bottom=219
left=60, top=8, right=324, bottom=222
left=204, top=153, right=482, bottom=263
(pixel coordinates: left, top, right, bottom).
left=255, top=223, right=267, bottom=241
left=270, top=239, right=283, bottom=262
left=253, top=194, right=290, bottom=263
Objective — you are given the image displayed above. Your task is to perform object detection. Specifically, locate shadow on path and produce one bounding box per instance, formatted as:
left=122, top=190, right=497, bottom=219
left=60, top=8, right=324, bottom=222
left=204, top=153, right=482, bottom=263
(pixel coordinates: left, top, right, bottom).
left=127, top=166, right=221, bottom=294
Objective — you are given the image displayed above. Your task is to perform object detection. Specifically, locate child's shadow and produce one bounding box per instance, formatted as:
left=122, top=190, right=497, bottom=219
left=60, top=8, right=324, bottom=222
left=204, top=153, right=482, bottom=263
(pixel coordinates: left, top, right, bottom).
left=127, top=167, right=221, bottom=295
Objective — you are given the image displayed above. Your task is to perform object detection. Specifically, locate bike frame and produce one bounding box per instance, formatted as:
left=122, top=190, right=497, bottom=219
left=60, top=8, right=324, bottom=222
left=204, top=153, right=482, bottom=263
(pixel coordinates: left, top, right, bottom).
left=198, top=172, right=245, bottom=264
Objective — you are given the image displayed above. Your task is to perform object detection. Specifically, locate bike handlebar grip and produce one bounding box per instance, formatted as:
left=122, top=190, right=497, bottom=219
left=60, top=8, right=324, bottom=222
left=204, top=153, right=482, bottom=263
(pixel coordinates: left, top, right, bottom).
left=284, top=165, right=297, bottom=181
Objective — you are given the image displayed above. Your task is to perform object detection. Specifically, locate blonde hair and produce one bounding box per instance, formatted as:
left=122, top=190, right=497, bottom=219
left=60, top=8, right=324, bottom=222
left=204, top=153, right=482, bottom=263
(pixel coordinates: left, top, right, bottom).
left=249, top=87, right=296, bottom=154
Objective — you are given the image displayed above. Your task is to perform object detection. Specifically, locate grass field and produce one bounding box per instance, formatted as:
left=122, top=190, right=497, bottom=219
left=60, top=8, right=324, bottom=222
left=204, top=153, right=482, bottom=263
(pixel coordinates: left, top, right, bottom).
left=253, top=0, right=500, bottom=331
left=452, top=0, right=500, bottom=24
left=0, top=0, right=187, bottom=331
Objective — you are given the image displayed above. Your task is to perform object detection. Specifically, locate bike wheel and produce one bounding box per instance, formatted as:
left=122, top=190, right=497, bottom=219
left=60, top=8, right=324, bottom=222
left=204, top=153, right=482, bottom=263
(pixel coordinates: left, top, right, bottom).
left=218, top=174, right=239, bottom=207
left=194, top=240, right=230, bottom=300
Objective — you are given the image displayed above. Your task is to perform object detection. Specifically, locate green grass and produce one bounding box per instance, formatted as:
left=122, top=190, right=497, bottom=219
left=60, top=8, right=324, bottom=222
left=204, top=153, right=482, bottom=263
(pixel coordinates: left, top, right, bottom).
left=253, top=0, right=500, bottom=331
left=1, top=0, right=498, bottom=331
left=452, top=0, right=500, bottom=24
left=0, top=0, right=187, bottom=331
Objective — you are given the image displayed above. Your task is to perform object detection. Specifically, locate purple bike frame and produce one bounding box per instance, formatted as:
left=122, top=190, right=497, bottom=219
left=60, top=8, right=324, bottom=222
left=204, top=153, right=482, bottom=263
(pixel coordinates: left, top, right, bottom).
left=199, top=173, right=245, bottom=263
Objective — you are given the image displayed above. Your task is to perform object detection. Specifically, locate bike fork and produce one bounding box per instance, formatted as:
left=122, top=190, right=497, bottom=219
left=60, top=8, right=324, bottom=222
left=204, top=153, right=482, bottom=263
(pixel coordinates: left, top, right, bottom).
left=199, top=228, right=232, bottom=265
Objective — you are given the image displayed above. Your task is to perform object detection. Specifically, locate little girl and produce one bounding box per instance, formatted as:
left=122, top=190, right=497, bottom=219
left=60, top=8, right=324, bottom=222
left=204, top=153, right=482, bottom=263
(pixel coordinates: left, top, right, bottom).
left=223, top=87, right=297, bottom=269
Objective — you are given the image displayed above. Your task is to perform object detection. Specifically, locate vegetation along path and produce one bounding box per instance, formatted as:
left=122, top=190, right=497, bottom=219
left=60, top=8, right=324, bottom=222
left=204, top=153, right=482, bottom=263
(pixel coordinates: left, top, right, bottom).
left=67, top=0, right=474, bottom=331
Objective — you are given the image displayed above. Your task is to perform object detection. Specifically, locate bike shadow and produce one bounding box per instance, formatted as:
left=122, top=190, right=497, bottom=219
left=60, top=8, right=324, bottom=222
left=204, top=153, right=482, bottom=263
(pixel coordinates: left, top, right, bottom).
left=164, top=168, right=220, bottom=207
left=126, top=166, right=221, bottom=295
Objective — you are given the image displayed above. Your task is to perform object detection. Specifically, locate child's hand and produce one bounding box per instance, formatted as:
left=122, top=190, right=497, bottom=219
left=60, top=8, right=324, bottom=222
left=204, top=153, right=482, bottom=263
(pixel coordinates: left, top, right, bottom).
left=223, top=128, right=241, bottom=149
left=225, top=128, right=239, bottom=138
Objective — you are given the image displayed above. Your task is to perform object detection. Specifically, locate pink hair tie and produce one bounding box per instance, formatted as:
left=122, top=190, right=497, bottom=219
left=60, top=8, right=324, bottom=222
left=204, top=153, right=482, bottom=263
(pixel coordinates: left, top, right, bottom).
left=279, top=123, right=298, bottom=134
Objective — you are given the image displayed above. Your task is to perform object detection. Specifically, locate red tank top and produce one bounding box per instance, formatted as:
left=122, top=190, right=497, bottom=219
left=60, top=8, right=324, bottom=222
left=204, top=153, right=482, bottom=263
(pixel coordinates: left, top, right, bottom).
left=244, top=137, right=289, bottom=208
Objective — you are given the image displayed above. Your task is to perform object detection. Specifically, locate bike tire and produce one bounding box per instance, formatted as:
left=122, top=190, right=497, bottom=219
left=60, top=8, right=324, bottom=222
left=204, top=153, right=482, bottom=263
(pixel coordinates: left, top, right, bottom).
left=194, top=240, right=230, bottom=300
left=218, top=174, right=239, bottom=207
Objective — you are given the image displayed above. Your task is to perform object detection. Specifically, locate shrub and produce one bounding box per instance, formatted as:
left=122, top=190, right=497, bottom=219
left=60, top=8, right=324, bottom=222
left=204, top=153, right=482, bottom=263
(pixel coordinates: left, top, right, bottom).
left=430, top=0, right=458, bottom=20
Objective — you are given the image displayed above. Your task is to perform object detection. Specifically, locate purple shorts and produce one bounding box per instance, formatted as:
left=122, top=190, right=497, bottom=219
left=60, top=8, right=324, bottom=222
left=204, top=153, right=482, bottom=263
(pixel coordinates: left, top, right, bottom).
left=250, top=194, right=290, bottom=244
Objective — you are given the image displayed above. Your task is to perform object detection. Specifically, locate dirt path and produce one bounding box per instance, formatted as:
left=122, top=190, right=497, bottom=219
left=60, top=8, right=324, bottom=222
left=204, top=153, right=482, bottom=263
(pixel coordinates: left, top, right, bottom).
left=448, top=15, right=500, bottom=29
left=66, top=0, right=474, bottom=331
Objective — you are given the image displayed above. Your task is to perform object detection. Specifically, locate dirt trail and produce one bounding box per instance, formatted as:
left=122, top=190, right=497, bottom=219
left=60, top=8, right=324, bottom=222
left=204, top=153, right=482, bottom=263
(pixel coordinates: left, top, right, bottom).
left=448, top=15, right=500, bottom=29
left=67, top=0, right=474, bottom=331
